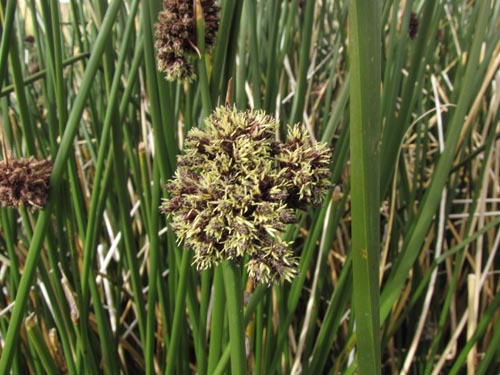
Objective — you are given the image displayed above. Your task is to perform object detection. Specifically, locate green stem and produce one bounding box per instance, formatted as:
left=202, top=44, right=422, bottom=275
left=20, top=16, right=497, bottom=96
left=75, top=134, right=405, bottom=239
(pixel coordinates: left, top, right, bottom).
left=25, top=315, right=60, bottom=375
left=212, top=284, right=266, bottom=374
left=0, top=209, right=51, bottom=374
left=0, top=1, right=124, bottom=372
left=195, top=0, right=212, bottom=116
left=222, top=261, right=246, bottom=375
left=145, top=160, right=161, bottom=375
left=207, top=269, right=225, bottom=374
left=0, top=0, right=16, bottom=92
left=0, top=53, right=90, bottom=97
left=289, top=0, right=315, bottom=124
left=165, top=250, right=191, bottom=375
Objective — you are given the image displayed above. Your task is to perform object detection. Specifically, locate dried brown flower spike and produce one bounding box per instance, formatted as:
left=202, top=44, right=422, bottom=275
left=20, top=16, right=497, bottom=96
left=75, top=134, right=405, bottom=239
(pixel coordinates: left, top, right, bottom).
left=0, top=155, right=53, bottom=209
left=161, top=106, right=333, bottom=285
left=155, top=0, right=219, bottom=81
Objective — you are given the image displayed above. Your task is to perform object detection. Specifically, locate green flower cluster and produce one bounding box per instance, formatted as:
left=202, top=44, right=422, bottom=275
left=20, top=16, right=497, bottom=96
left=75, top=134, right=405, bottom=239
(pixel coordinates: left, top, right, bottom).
left=161, top=106, right=332, bottom=284
left=155, top=0, right=219, bottom=82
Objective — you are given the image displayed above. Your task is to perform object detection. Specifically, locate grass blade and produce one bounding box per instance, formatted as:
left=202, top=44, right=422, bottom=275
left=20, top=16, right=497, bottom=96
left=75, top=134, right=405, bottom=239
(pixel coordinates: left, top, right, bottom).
left=348, top=0, right=381, bottom=373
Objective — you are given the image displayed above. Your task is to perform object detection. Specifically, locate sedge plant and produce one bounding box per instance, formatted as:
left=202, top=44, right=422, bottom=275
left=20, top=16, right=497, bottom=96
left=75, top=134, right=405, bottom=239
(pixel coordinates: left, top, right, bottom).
left=0, top=0, right=498, bottom=374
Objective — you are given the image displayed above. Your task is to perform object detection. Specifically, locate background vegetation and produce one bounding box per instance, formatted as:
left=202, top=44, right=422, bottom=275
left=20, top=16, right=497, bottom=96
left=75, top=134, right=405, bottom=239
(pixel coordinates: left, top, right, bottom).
left=0, top=0, right=499, bottom=374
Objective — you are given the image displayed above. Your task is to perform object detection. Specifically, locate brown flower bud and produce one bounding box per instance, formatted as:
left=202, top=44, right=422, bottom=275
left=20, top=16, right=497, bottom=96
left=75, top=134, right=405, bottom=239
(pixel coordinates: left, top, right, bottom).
left=0, top=155, right=53, bottom=209
left=155, top=0, right=219, bottom=81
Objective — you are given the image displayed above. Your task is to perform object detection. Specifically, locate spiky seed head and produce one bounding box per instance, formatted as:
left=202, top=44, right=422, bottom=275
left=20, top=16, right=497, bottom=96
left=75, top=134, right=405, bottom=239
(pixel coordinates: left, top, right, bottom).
left=161, top=106, right=332, bottom=284
left=0, top=156, right=53, bottom=209
left=155, top=0, right=219, bottom=81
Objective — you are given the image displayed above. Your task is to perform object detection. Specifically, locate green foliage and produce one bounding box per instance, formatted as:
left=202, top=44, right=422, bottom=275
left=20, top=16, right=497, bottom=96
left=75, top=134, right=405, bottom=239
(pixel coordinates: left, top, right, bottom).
left=0, top=0, right=499, bottom=374
left=349, top=0, right=381, bottom=373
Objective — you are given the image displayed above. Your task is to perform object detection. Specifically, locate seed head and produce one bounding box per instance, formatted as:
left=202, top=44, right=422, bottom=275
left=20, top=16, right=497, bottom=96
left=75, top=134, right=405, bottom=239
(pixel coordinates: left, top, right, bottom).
left=0, top=155, right=53, bottom=209
left=155, top=0, right=219, bottom=81
left=275, top=125, right=332, bottom=209
left=161, top=106, right=332, bottom=284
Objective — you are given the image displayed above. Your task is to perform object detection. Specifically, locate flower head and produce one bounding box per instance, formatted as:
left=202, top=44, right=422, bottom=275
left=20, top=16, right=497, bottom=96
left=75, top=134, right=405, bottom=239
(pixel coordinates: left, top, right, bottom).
left=0, top=156, right=53, bottom=209
left=155, top=0, right=219, bottom=82
left=161, top=106, right=332, bottom=284
left=274, top=125, right=333, bottom=209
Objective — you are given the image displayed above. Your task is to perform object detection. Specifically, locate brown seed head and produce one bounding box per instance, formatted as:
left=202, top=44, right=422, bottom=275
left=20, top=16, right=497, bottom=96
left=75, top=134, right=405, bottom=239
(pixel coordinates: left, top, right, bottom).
left=0, top=156, right=53, bottom=209
left=155, top=0, right=219, bottom=81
